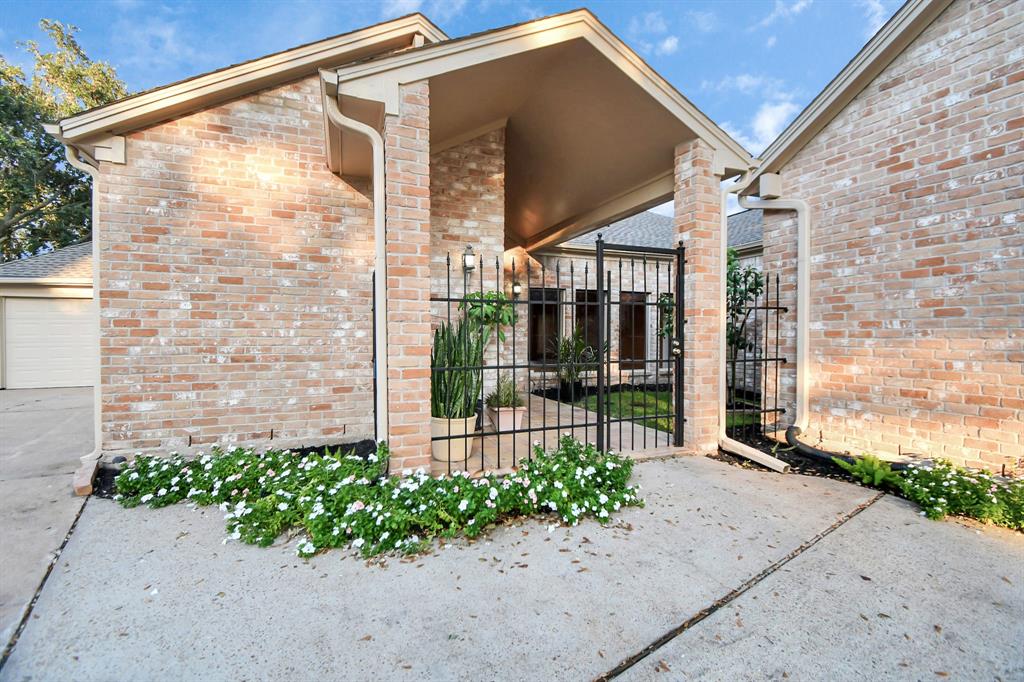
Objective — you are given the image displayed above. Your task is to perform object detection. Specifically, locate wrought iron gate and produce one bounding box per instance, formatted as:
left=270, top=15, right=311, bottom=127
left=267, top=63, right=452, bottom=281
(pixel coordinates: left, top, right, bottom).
left=428, top=236, right=686, bottom=474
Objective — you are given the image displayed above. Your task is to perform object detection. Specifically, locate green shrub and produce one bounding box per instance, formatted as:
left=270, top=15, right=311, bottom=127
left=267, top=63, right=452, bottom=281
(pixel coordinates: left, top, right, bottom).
left=897, top=460, right=1024, bottom=530
left=115, top=436, right=644, bottom=558
left=431, top=319, right=485, bottom=419
left=486, top=375, right=524, bottom=409
left=832, top=454, right=902, bottom=489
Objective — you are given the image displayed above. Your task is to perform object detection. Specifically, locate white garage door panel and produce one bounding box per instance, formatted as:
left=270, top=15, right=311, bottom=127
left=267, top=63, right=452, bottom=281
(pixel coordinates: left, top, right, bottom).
left=4, top=298, right=96, bottom=389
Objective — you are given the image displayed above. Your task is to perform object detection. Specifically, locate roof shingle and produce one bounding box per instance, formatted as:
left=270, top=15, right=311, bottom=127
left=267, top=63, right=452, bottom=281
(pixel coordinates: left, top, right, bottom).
left=564, top=209, right=762, bottom=251
left=0, top=242, right=93, bottom=280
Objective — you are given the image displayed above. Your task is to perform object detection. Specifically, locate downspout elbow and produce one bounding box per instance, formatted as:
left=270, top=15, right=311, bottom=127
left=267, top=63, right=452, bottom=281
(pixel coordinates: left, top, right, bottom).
left=321, top=88, right=390, bottom=445
left=736, top=193, right=810, bottom=435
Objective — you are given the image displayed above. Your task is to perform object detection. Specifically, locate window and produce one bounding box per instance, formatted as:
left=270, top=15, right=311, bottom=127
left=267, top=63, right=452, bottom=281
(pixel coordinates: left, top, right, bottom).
left=619, top=291, right=647, bottom=370
left=574, top=289, right=600, bottom=351
left=528, top=288, right=561, bottom=363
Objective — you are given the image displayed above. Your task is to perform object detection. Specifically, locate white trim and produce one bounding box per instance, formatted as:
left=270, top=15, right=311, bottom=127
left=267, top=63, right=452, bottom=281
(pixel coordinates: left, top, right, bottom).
left=54, top=15, right=447, bottom=142
left=753, top=0, right=953, bottom=178
left=0, top=277, right=92, bottom=286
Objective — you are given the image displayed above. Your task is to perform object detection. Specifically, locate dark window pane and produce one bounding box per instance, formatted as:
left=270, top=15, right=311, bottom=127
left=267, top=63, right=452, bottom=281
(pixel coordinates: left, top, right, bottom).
left=528, top=288, right=561, bottom=363
left=575, top=289, right=599, bottom=350
left=620, top=291, right=647, bottom=370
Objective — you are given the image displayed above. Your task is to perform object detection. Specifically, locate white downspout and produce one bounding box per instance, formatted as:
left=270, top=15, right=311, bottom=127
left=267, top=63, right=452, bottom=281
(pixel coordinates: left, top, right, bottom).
left=737, top=193, right=810, bottom=435
left=47, top=129, right=103, bottom=466
left=321, top=92, right=390, bottom=444
left=719, top=175, right=790, bottom=473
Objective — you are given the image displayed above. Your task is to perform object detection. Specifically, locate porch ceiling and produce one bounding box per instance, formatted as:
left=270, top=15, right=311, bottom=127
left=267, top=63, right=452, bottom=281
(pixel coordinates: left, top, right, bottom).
left=323, top=10, right=754, bottom=250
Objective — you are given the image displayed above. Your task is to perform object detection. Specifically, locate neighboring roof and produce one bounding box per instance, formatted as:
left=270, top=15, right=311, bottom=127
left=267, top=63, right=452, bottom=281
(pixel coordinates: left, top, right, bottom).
left=561, top=210, right=762, bottom=251
left=753, top=0, right=953, bottom=179
left=0, top=242, right=93, bottom=282
left=727, top=209, right=762, bottom=250
left=52, top=14, right=447, bottom=142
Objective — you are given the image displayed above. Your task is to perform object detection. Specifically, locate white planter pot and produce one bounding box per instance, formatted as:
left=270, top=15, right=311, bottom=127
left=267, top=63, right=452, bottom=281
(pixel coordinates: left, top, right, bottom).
left=486, top=406, right=527, bottom=433
left=430, top=415, right=476, bottom=465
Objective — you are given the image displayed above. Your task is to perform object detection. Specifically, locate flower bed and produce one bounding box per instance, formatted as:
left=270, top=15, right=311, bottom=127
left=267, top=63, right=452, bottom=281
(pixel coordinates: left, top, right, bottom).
left=114, top=436, right=644, bottom=557
left=835, top=455, right=1024, bottom=531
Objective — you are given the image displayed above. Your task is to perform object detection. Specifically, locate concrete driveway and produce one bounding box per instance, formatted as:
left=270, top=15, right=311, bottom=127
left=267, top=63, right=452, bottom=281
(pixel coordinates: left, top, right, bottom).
left=1, top=455, right=1021, bottom=681
left=0, top=388, right=93, bottom=650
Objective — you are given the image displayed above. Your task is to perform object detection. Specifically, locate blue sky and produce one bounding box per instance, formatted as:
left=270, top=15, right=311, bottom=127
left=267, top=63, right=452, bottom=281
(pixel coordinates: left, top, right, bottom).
left=4, top=0, right=901, bottom=212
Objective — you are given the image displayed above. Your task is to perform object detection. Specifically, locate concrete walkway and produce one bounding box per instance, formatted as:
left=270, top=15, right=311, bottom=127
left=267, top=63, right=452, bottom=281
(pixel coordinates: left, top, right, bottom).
left=2, top=455, right=1021, bottom=680
left=0, top=388, right=93, bottom=650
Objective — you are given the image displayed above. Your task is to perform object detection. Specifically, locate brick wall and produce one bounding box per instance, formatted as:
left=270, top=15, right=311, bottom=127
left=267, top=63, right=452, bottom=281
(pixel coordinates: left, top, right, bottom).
left=430, top=128, right=506, bottom=296
left=763, top=0, right=1023, bottom=469
left=674, top=138, right=723, bottom=452
left=383, top=80, right=433, bottom=470
left=96, top=75, right=376, bottom=455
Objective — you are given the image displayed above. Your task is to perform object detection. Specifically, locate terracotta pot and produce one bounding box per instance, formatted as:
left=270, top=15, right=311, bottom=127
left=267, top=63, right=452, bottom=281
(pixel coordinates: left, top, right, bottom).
left=485, top=405, right=528, bottom=433
left=430, top=415, right=476, bottom=466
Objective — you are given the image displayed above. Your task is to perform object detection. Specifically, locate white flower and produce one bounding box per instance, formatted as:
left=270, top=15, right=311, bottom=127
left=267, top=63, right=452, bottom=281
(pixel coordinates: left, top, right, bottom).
left=157, top=488, right=167, bottom=496
left=553, top=481, right=563, bottom=489
left=352, top=538, right=365, bottom=548
left=140, top=493, right=153, bottom=503
left=488, top=488, right=498, bottom=500
left=458, top=499, right=469, bottom=512
left=380, top=531, right=390, bottom=541
left=277, top=502, right=288, bottom=511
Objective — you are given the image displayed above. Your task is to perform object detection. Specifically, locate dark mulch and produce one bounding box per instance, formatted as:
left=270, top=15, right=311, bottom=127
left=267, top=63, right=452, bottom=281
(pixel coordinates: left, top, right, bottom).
left=712, top=433, right=854, bottom=482
left=91, top=439, right=378, bottom=500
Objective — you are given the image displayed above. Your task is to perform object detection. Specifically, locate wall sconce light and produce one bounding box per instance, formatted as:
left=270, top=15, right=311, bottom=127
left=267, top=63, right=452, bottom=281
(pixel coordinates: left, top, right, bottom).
left=511, top=281, right=523, bottom=297
left=462, top=245, right=476, bottom=273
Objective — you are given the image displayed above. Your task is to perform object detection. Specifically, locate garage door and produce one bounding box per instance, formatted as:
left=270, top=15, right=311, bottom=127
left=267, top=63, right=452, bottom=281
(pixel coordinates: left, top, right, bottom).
left=3, top=297, right=97, bottom=389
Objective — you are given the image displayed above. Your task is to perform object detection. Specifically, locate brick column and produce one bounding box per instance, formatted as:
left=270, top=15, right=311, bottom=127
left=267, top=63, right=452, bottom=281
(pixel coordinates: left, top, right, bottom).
left=383, top=81, right=432, bottom=470
left=674, top=138, right=723, bottom=453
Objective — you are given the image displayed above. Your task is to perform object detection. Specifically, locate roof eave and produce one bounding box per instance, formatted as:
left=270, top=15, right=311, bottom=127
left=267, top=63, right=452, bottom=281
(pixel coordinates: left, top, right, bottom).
left=53, top=14, right=448, bottom=143
left=331, top=9, right=755, bottom=175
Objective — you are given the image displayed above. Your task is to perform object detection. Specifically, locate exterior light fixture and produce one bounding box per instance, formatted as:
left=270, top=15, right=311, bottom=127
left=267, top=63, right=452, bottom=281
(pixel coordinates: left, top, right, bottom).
left=462, top=245, right=476, bottom=272
left=511, top=281, right=523, bottom=297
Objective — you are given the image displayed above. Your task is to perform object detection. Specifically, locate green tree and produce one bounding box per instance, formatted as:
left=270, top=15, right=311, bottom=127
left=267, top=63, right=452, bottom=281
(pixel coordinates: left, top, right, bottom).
left=726, top=247, right=764, bottom=405
left=1, top=20, right=128, bottom=261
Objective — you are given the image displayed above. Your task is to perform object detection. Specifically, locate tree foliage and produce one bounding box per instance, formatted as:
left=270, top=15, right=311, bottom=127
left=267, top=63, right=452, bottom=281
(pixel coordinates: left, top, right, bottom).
left=1, top=20, right=128, bottom=261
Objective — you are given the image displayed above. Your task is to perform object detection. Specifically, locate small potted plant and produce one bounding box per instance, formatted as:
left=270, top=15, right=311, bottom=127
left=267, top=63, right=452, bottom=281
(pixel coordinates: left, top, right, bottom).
left=430, top=319, right=484, bottom=465
left=552, top=325, right=599, bottom=402
left=485, top=376, right=527, bottom=432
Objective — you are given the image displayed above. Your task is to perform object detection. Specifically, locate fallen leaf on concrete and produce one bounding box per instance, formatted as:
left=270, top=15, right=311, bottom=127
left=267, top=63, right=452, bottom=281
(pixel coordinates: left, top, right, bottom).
left=877, top=613, right=891, bottom=619
left=655, top=660, right=671, bottom=673
left=359, top=635, right=373, bottom=641
left=860, top=575, right=872, bottom=581
left=934, top=624, right=942, bottom=634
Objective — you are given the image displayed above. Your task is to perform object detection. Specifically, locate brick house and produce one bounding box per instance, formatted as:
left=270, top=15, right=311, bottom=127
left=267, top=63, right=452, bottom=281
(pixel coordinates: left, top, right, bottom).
left=46, top=11, right=750, bottom=475
left=741, top=0, right=1022, bottom=470
left=44, top=0, right=1020, bottom=481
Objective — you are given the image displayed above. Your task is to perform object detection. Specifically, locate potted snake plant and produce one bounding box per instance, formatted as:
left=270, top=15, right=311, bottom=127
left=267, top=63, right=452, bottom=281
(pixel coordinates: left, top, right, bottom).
left=484, top=375, right=527, bottom=432
left=430, top=319, right=484, bottom=464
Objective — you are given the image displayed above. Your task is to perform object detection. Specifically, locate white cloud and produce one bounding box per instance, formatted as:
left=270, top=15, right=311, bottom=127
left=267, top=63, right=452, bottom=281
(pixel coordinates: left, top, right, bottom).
left=688, top=10, right=718, bottom=33
left=629, top=11, right=668, bottom=36
left=750, top=0, right=813, bottom=30
left=381, top=0, right=468, bottom=22
left=701, top=73, right=790, bottom=98
left=723, top=99, right=800, bottom=155
left=628, top=11, right=681, bottom=58
left=655, top=36, right=679, bottom=56
left=857, top=0, right=889, bottom=38
left=381, top=0, right=423, bottom=16
left=765, top=35, right=777, bottom=48
left=111, top=15, right=203, bottom=70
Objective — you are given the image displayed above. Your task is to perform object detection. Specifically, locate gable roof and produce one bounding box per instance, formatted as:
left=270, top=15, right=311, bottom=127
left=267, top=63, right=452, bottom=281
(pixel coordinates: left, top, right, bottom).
left=50, top=14, right=447, bottom=143
left=560, top=210, right=762, bottom=251
left=0, top=242, right=93, bottom=282
left=752, top=0, right=953, bottom=180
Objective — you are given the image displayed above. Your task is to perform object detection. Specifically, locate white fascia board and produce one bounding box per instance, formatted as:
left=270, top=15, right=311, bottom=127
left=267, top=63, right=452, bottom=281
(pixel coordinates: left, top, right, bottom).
left=56, top=16, right=447, bottom=142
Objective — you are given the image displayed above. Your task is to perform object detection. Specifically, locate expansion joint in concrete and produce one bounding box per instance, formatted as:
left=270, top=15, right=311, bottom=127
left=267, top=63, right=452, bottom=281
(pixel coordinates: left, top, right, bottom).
left=594, top=492, right=885, bottom=681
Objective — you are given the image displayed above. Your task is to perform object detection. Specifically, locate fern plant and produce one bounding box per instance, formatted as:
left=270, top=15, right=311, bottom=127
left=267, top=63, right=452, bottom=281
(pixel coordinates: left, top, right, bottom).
left=832, top=454, right=902, bottom=489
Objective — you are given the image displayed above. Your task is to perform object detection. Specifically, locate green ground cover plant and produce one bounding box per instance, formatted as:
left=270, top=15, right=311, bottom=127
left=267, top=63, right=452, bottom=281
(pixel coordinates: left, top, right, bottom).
left=835, top=455, right=1023, bottom=531
left=114, top=436, right=644, bottom=558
